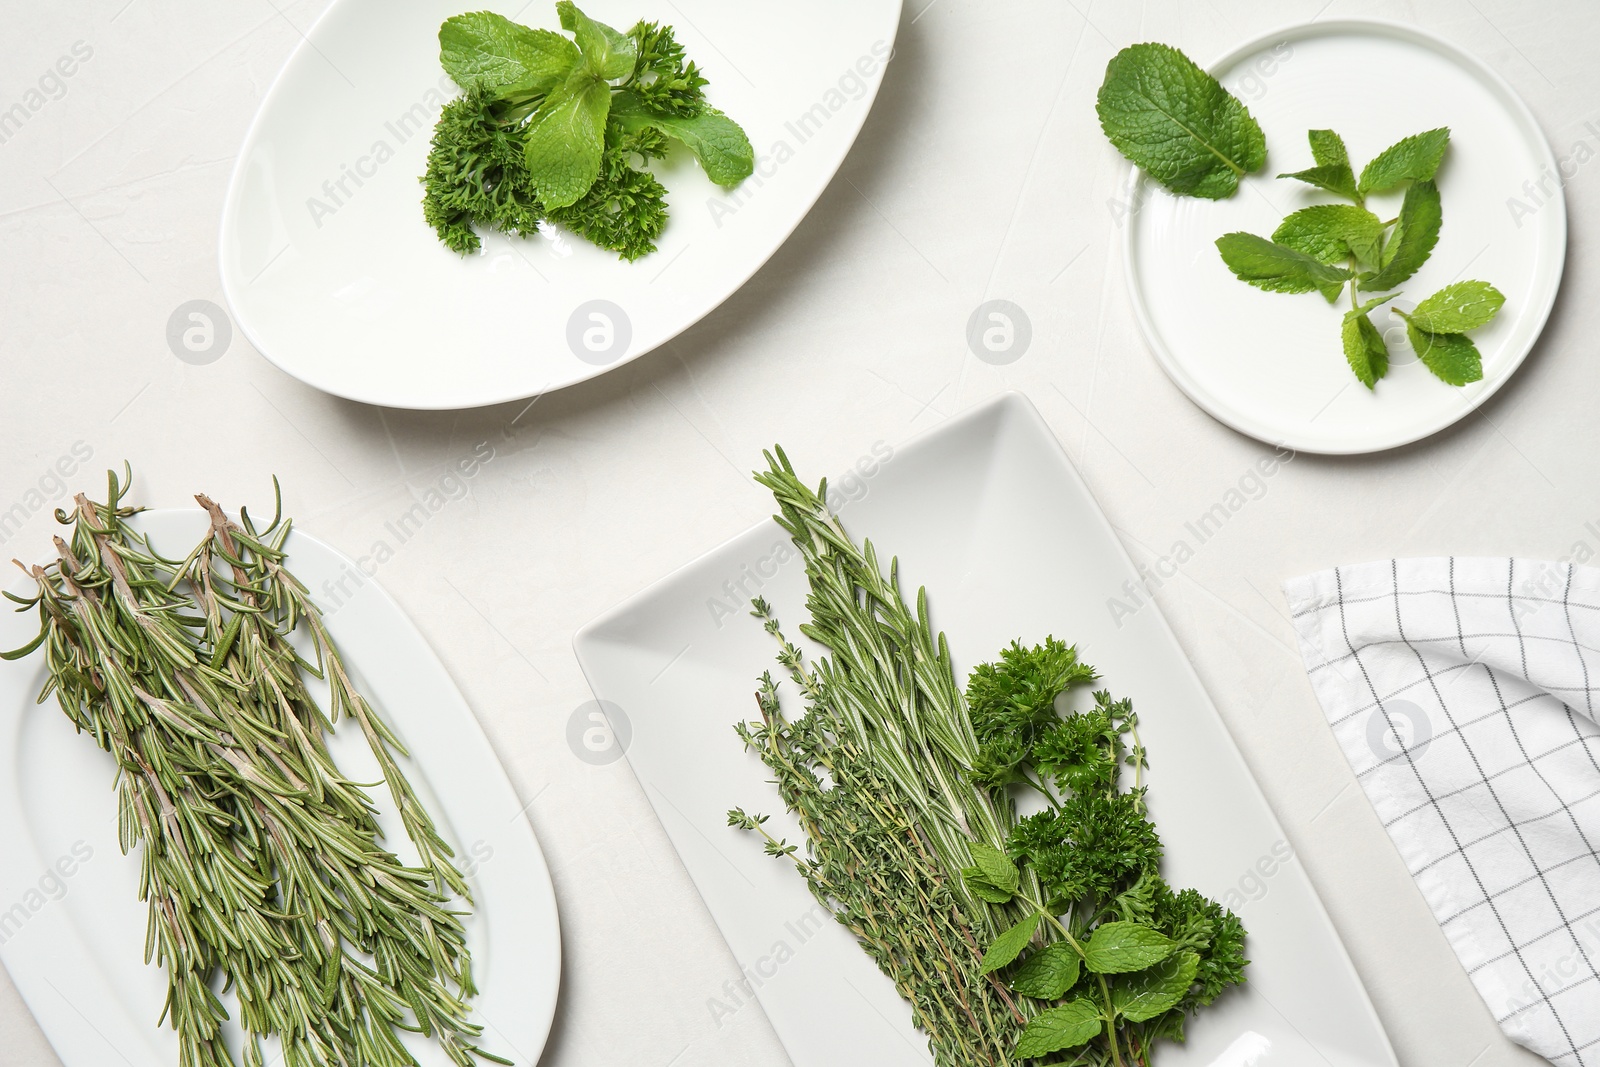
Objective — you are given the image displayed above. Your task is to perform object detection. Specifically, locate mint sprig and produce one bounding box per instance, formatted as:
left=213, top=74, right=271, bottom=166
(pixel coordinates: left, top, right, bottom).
left=1218, top=126, right=1504, bottom=389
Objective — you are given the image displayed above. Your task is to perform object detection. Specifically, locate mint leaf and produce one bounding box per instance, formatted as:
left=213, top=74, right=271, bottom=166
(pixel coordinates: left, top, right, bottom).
left=967, top=841, right=1020, bottom=895
left=1082, top=921, right=1176, bottom=974
left=1013, top=1000, right=1103, bottom=1059
left=1408, top=280, right=1504, bottom=333
left=1341, top=311, right=1389, bottom=389
left=1278, top=129, right=1358, bottom=201
left=1358, top=127, right=1450, bottom=196
left=1111, top=951, right=1199, bottom=1022
left=1096, top=42, right=1266, bottom=199
left=980, top=914, right=1041, bottom=975
left=1272, top=205, right=1386, bottom=270
left=523, top=70, right=612, bottom=208
left=613, top=92, right=753, bottom=186
left=1403, top=321, right=1483, bottom=385
left=1011, top=942, right=1082, bottom=1000
left=439, top=11, right=580, bottom=95
left=1358, top=179, right=1441, bottom=291
left=961, top=840, right=1019, bottom=903
left=1308, top=128, right=1351, bottom=169
left=964, top=877, right=1015, bottom=905
left=557, top=1, right=637, bottom=80
left=1216, top=232, right=1352, bottom=302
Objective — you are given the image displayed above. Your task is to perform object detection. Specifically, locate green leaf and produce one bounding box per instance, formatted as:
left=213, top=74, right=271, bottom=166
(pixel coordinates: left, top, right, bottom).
left=1308, top=128, right=1350, bottom=169
left=1216, top=232, right=1352, bottom=302
left=523, top=70, right=612, bottom=208
left=1271, top=205, right=1386, bottom=269
left=438, top=11, right=580, bottom=95
left=1408, top=280, right=1505, bottom=333
left=1096, top=42, right=1266, bottom=199
left=1404, top=321, right=1483, bottom=386
left=1358, top=180, right=1441, bottom=291
left=557, top=1, right=637, bottom=80
left=964, top=877, right=1015, bottom=905
left=1358, top=127, right=1450, bottom=196
left=1341, top=311, right=1389, bottom=389
left=1278, top=164, right=1358, bottom=201
left=1011, top=942, right=1082, bottom=1000
left=1111, top=951, right=1199, bottom=1022
left=1013, top=1000, right=1103, bottom=1059
left=1278, top=129, right=1358, bottom=201
left=967, top=841, right=1020, bottom=894
left=612, top=92, right=754, bottom=186
left=980, top=913, right=1041, bottom=975
left=1083, top=921, right=1176, bottom=974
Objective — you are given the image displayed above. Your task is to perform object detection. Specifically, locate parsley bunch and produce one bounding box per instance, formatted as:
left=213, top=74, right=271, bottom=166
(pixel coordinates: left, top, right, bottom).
left=421, top=5, right=752, bottom=260
left=963, top=648, right=1247, bottom=1065
left=731, top=450, right=1246, bottom=1067
left=1218, top=126, right=1505, bottom=388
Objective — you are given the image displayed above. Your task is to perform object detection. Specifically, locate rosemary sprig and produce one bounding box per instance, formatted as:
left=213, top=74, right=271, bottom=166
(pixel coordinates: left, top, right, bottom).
left=3, top=470, right=506, bottom=1067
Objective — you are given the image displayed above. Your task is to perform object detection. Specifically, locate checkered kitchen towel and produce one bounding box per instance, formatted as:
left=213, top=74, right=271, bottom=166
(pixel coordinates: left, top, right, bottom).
left=1286, top=558, right=1600, bottom=1066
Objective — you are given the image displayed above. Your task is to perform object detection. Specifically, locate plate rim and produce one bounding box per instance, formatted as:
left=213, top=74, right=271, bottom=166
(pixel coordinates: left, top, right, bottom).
left=572, top=390, right=1400, bottom=1065
left=0, top=510, right=562, bottom=1067
left=1121, top=16, right=1568, bottom=456
left=217, top=0, right=905, bottom=411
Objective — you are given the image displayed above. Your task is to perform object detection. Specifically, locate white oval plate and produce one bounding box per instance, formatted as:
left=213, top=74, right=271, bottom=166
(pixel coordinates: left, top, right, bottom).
left=1125, top=20, right=1566, bottom=454
left=219, top=0, right=902, bottom=410
left=0, top=511, right=559, bottom=1067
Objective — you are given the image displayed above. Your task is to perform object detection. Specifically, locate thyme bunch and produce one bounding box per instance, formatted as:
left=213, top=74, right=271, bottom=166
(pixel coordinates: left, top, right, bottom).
left=3, top=471, right=504, bottom=1067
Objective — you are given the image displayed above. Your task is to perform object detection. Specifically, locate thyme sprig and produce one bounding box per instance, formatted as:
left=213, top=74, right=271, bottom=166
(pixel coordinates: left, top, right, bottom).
left=3, top=470, right=505, bottom=1067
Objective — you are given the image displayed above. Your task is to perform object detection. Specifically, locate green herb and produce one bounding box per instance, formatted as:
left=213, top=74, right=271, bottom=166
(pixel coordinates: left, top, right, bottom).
left=1397, top=305, right=1494, bottom=386
left=731, top=449, right=1246, bottom=1067
left=1215, top=232, right=1351, bottom=302
left=1218, top=126, right=1503, bottom=389
left=1277, top=128, right=1358, bottom=201
left=422, top=6, right=752, bottom=260
left=1358, top=179, right=1441, bottom=291
left=1096, top=42, right=1266, bottom=199
left=1356, top=127, right=1449, bottom=197
left=4, top=471, right=504, bottom=1067
left=1270, top=205, right=1385, bottom=271
left=1403, top=279, right=1505, bottom=333
left=1341, top=303, right=1390, bottom=388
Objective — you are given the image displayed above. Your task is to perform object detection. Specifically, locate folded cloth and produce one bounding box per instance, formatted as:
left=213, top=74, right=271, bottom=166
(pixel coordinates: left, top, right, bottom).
left=1286, top=558, right=1600, bottom=1067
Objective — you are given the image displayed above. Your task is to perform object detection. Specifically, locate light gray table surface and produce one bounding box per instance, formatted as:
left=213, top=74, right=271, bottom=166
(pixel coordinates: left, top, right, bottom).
left=1, top=1, right=1588, bottom=1065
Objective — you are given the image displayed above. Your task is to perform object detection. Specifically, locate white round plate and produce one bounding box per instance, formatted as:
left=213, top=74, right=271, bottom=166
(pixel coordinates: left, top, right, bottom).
left=1124, top=20, right=1566, bottom=454
left=0, top=511, right=560, bottom=1067
left=220, top=0, right=901, bottom=410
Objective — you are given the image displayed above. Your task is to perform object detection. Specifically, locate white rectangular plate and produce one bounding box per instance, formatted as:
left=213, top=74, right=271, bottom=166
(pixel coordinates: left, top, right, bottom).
left=0, top=511, right=560, bottom=1067
left=574, top=392, right=1399, bottom=1066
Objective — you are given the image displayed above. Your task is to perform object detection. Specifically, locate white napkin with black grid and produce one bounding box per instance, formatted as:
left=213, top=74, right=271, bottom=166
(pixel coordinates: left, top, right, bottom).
left=1286, top=558, right=1600, bottom=1067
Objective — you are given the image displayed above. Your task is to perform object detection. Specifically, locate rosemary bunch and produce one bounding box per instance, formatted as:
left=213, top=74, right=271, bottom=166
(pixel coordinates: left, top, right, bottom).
left=4, top=471, right=504, bottom=1067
